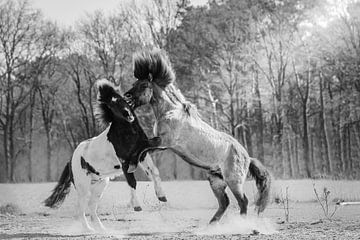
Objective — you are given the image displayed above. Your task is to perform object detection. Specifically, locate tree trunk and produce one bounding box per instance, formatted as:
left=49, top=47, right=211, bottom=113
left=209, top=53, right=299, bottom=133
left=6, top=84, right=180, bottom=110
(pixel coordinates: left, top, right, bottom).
left=252, top=68, right=264, bottom=162
left=339, top=102, right=346, bottom=173
left=327, top=82, right=341, bottom=172
left=302, top=105, right=311, bottom=178
left=270, top=94, right=283, bottom=177
left=28, top=90, right=36, bottom=182
left=230, top=99, right=235, bottom=137
left=353, top=123, right=360, bottom=164
left=347, top=125, right=352, bottom=175
left=3, top=128, right=10, bottom=182
left=9, top=117, right=16, bottom=182
left=173, top=157, right=178, bottom=180
left=243, top=103, right=253, bottom=157
left=286, top=133, right=293, bottom=178
left=45, top=129, right=52, bottom=181
left=319, top=74, right=333, bottom=173
left=207, top=84, right=218, bottom=129
left=310, top=132, right=315, bottom=174
left=295, top=135, right=300, bottom=176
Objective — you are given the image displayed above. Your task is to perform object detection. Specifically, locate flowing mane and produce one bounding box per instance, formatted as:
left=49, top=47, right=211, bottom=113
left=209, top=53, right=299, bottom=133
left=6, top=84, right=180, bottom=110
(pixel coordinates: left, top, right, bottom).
left=133, top=49, right=175, bottom=88
left=94, top=79, right=119, bottom=128
left=133, top=49, right=199, bottom=119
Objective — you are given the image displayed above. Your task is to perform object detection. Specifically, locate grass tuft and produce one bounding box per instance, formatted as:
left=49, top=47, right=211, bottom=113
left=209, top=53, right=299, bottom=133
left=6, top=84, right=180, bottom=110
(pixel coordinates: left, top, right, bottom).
left=0, top=203, right=22, bottom=216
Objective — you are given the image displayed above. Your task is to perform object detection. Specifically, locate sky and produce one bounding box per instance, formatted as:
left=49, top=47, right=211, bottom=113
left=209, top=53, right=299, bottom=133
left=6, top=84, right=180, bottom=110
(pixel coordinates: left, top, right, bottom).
left=32, top=0, right=208, bottom=27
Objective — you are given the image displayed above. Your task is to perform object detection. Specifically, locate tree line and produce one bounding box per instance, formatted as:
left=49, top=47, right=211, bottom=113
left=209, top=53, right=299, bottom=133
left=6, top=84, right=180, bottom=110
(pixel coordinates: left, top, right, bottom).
left=0, top=0, right=359, bottom=182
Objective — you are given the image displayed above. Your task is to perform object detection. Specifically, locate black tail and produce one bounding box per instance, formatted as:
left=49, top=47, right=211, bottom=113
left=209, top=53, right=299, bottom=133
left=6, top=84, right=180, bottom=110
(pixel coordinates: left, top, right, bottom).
left=44, top=162, right=73, bottom=208
left=248, top=158, right=272, bottom=214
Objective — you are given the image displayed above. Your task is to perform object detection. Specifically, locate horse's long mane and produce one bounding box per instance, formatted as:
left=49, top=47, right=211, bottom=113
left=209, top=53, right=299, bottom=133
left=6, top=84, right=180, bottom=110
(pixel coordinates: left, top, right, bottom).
left=94, top=79, right=119, bottom=128
left=133, top=49, right=203, bottom=120
left=133, top=49, right=175, bottom=88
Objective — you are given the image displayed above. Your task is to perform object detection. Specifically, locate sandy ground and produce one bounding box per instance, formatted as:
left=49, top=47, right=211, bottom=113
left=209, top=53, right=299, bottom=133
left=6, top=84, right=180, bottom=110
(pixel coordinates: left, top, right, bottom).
left=1, top=180, right=360, bottom=239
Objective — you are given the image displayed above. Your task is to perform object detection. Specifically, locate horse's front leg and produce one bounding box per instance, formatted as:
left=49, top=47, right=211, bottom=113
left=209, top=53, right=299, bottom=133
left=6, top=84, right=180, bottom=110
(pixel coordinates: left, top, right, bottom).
left=139, top=154, right=167, bottom=202
left=122, top=163, right=142, bottom=211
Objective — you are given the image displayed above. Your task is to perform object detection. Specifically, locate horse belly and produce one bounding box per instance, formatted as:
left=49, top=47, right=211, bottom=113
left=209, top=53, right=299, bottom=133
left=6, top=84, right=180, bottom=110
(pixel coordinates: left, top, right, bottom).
left=178, top=127, right=228, bottom=164
left=156, top=118, right=228, bottom=164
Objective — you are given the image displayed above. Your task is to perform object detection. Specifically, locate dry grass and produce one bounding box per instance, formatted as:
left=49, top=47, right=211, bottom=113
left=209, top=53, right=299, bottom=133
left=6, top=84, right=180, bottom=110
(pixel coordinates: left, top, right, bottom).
left=0, top=203, right=21, bottom=215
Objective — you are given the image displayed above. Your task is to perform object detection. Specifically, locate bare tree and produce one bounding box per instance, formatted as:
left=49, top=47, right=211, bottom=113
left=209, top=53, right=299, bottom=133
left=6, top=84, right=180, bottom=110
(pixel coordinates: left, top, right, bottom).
left=292, top=56, right=312, bottom=177
left=144, top=0, right=189, bottom=49
left=0, top=0, right=43, bottom=181
left=79, top=10, right=137, bottom=85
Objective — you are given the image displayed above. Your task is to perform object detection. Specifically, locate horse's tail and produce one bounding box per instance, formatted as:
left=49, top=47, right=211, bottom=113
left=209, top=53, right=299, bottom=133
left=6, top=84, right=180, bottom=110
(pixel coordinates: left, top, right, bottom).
left=44, top=162, right=73, bottom=208
left=248, top=158, right=272, bottom=214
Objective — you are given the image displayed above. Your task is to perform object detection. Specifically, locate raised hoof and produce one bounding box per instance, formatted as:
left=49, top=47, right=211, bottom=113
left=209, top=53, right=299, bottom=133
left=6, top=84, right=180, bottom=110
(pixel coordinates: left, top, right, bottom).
left=127, top=164, right=137, bottom=173
left=134, top=206, right=142, bottom=212
left=158, top=196, right=167, bottom=202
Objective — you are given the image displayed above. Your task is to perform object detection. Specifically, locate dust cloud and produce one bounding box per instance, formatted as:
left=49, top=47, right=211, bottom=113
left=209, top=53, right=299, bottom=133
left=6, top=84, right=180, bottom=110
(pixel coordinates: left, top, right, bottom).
left=194, top=214, right=277, bottom=235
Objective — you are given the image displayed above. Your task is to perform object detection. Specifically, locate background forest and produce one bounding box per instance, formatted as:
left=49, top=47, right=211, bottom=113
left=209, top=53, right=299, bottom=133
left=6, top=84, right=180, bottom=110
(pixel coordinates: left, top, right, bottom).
left=0, top=0, right=359, bottom=182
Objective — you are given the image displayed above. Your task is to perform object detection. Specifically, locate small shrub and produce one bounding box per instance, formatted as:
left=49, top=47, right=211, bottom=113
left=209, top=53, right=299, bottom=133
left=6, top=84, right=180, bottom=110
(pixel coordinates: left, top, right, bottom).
left=313, top=184, right=338, bottom=220
left=0, top=203, right=21, bottom=215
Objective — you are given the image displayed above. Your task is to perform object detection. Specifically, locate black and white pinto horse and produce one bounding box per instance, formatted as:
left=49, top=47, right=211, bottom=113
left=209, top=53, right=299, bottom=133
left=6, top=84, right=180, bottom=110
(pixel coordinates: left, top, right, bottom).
left=44, top=79, right=167, bottom=232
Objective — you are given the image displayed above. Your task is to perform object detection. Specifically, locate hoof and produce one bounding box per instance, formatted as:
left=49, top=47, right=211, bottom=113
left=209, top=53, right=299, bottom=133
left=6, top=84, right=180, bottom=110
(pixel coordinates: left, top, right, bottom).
left=95, top=224, right=106, bottom=233
left=158, top=196, right=167, bottom=202
left=127, top=164, right=137, bottom=173
left=134, top=206, right=142, bottom=212
left=209, top=218, right=220, bottom=225
left=82, top=226, right=96, bottom=233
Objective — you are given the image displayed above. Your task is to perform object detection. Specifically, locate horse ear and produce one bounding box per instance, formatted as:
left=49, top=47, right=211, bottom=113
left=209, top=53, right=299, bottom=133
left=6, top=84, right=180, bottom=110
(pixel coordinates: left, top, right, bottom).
left=96, top=79, right=117, bottom=104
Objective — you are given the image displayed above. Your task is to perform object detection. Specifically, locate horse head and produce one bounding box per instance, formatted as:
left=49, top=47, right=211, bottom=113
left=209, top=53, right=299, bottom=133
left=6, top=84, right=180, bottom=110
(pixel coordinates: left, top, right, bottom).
left=96, top=79, right=135, bottom=125
left=124, top=49, right=175, bottom=108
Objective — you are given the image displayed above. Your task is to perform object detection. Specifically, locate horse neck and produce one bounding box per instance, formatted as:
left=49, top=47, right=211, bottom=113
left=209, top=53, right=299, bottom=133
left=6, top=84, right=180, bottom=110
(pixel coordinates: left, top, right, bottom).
left=109, top=118, right=136, bottom=134
left=151, top=83, right=185, bottom=120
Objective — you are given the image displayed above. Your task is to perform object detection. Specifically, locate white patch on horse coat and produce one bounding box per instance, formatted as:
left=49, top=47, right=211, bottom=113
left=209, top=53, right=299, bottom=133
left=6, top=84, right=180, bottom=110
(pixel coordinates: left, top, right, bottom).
left=73, top=125, right=123, bottom=178
left=139, top=154, right=166, bottom=198
left=71, top=124, right=123, bottom=231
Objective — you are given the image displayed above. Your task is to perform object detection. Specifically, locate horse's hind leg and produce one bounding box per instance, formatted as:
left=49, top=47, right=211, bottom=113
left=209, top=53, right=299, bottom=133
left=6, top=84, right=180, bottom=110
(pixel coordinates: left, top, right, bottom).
left=226, top=179, right=248, bottom=215
left=208, top=174, right=229, bottom=223
left=89, top=178, right=109, bottom=231
left=122, top=163, right=142, bottom=211
left=76, top=187, right=94, bottom=232
left=139, top=154, right=167, bottom=202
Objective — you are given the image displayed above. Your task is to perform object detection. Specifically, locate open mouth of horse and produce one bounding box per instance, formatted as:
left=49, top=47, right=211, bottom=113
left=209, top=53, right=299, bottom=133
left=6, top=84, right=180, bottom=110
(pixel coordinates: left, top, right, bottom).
left=127, top=114, right=135, bottom=122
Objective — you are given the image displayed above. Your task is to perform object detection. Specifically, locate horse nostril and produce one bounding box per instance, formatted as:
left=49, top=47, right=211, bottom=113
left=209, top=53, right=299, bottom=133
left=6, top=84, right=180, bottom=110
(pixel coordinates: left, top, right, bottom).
left=114, top=165, right=121, bottom=169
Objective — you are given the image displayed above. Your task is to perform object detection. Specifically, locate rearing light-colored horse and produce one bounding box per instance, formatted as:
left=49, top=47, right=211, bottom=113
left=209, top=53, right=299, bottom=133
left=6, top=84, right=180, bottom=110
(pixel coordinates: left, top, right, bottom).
left=125, top=49, right=272, bottom=223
